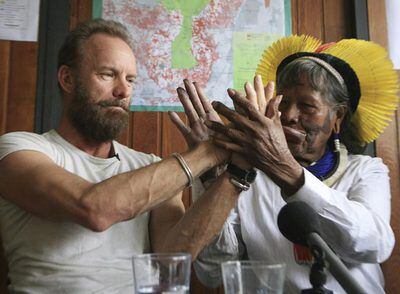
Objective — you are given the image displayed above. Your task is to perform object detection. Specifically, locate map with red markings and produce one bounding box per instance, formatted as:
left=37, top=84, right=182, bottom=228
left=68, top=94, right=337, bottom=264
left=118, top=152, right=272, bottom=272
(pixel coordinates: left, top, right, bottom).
left=101, top=0, right=290, bottom=111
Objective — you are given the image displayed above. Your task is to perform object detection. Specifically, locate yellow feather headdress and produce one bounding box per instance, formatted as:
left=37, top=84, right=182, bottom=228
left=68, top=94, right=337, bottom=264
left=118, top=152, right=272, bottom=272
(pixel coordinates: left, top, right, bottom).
left=256, top=35, right=399, bottom=144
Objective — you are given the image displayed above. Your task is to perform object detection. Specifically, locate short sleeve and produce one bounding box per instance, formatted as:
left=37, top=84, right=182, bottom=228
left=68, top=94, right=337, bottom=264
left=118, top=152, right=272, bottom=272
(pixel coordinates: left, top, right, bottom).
left=0, top=132, right=54, bottom=162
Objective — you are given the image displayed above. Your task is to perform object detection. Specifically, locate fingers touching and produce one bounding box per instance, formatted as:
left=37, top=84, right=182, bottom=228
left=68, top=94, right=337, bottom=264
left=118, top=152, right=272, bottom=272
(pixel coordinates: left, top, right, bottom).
left=266, top=95, right=283, bottom=120
left=206, top=121, right=248, bottom=154
left=245, top=81, right=258, bottom=109
left=254, top=75, right=266, bottom=113
left=243, top=75, right=276, bottom=118
left=227, top=89, right=263, bottom=122
left=264, top=81, right=275, bottom=114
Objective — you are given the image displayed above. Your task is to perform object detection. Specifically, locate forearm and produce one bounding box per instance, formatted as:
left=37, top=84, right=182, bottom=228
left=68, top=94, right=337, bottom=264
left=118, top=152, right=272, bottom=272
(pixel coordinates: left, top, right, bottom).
left=194, top=216, right=245, bottom=288
left=157, top=172, right=241, bottom=259
left=81, top=142, right=228, bottom=231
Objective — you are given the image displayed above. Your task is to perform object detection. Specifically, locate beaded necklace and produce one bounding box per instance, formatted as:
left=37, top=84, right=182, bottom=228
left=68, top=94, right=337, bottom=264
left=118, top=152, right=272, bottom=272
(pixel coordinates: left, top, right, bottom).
left=306, top=148, right=338, bottom=180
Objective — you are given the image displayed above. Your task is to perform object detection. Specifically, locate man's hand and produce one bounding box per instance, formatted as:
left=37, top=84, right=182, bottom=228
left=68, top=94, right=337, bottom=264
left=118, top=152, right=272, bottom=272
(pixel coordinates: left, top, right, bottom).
left=169, top=80, right=231, bottom=183
left=240, top=75, right=275, bottom=116
left=169, top=79, right=223, bottom=148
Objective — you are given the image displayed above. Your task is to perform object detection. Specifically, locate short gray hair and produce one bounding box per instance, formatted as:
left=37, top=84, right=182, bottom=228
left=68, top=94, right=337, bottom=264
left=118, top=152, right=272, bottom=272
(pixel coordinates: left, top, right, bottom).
left=277, top=58, right=349, bottom=109
left=57, top=18, right=133, bottom=70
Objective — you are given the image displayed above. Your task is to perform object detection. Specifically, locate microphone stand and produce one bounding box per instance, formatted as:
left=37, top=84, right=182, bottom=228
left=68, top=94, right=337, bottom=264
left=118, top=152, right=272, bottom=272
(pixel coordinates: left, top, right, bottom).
left=301, top=245, right=333, bottom=294
left=277, top=202, right=366, bottom=293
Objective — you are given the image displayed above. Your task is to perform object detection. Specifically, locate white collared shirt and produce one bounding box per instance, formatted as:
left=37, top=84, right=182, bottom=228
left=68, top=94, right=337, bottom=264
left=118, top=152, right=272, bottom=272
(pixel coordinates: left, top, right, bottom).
left=195, top=153, right=394, bottom=294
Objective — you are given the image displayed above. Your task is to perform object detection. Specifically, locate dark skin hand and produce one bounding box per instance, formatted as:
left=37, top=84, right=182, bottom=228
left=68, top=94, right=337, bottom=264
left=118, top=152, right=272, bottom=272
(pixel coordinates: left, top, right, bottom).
left=207, top=88, right=304, bottom=196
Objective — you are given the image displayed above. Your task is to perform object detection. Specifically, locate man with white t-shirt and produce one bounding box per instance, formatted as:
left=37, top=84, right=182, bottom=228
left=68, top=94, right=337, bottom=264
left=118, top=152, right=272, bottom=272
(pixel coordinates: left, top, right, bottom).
left=0, top=19, right=252, bottom=293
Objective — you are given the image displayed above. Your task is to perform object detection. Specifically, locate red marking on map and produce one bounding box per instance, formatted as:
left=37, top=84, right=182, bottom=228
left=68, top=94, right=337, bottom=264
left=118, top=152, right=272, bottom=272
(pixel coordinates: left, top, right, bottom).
left=103, top=0, right=244, bottom=104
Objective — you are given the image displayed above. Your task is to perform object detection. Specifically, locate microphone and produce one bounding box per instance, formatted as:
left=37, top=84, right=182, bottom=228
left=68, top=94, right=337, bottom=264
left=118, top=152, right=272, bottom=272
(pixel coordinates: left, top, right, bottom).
left=114, top=153, right=120, bottom=161
left=277, top=201, right=365, bottom=294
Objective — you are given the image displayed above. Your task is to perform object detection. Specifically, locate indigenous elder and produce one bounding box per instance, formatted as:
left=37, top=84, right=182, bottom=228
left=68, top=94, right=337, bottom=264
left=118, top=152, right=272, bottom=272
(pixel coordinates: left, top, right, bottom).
left=0, top=19, right=252, bottom=293
left=185, top=36, right=398, bottom=293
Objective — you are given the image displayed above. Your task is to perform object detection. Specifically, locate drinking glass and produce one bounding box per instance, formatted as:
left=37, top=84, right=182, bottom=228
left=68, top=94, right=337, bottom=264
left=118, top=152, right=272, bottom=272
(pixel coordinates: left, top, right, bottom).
left=132, top=253, right=191, bottom=294
left=221, top=261, right=286, bottom=294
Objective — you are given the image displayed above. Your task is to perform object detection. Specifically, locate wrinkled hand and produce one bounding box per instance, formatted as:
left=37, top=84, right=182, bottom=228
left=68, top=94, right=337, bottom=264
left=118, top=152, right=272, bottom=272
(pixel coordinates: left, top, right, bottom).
left=227, top=75, right=275, bottom=170
left=206, top=88, right=304, bottom=195
left=169, top=79, right=223, bottom=149
left=206, top=89, right=288, bottom=169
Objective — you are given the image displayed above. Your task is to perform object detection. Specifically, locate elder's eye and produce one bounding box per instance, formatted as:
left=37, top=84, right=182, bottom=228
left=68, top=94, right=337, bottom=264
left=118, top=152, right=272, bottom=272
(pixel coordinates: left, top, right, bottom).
left=280, top=99, right=289, bottom=106
left=300, top=102, right=316, bottom=109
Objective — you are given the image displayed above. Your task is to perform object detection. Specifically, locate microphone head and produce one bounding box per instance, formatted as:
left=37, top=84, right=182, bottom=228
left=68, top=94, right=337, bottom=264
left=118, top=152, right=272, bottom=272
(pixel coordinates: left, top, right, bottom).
left=277, top=201, right=322, bottom=246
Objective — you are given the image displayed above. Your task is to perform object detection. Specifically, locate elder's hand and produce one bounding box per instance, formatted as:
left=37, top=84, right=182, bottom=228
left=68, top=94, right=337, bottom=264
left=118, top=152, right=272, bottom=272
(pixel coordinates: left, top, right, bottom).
left=207, top=89, right=304, bottom=195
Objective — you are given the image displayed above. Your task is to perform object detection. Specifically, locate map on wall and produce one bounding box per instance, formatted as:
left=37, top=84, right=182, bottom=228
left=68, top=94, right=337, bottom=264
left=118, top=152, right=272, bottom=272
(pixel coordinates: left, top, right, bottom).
left=94, top=0, right=291, bottom=111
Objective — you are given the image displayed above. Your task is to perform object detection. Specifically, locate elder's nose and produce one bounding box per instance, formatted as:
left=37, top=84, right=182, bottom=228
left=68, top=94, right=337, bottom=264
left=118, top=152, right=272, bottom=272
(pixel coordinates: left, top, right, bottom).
left=280, top=102, right=299, bottom=125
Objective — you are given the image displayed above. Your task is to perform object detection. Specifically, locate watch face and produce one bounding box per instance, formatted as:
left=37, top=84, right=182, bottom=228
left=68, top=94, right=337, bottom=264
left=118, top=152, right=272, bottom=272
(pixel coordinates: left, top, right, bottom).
left=245, top=169, right=257, bottom=183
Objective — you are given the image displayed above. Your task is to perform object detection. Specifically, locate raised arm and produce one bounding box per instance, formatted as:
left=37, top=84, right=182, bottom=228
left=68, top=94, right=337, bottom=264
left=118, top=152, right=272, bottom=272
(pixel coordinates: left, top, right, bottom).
left=151, top=79, right=262, bottom=258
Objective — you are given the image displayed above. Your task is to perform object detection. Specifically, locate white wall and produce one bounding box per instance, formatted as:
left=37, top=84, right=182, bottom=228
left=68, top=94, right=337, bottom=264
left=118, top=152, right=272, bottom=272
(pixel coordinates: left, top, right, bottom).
left=386, top=0, right=400, bottom=69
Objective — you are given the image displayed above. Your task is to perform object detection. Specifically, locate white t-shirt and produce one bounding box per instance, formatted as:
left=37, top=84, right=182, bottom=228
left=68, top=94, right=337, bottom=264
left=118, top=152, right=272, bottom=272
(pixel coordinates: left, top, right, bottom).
left=195, top=151, right=394, bottom=293
left=0, top=130, right=160, bottom=293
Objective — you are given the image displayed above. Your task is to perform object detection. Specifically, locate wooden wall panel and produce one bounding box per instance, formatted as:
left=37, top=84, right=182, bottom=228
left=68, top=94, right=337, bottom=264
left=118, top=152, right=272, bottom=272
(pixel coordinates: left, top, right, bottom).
left=398, top=106, right=400, bottom=162
left=367, top=2, right=400, bottom=293
left=0, top=40, right=37, bottom=134
left=323, top=0, right=355, bottom=41
left=69, top=0, right=93, bottom=30
left=160, top=113, right=187, bottom=158
left=293, top=0, right=355, bottom=43
left=0, top=42, right=10, bottom=135
left=290, top=0, right=298, bottom=34
left=6, top=42, right=38, bottom=132
left=131, top=112, right=162, bottom=156
left=296, top=0, right=324, bottom=39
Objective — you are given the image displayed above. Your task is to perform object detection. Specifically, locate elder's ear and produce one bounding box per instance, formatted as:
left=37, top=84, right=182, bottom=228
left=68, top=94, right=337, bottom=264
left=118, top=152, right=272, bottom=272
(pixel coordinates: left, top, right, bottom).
left=58, top=65, right=75, bottom=94
left=333, top=105, right=347, bottom=133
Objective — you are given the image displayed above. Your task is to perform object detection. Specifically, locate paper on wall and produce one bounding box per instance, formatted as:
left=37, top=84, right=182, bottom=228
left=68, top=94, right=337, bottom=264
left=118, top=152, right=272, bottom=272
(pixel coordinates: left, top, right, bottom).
left=0, top=0, right=40, bottom=42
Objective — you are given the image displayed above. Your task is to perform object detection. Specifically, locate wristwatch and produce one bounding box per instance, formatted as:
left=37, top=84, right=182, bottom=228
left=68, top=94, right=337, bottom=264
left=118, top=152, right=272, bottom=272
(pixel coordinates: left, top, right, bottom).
left=227, top=163, right=257, bottom=191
